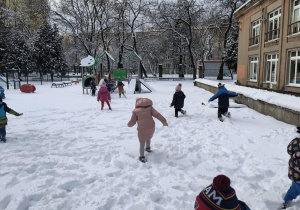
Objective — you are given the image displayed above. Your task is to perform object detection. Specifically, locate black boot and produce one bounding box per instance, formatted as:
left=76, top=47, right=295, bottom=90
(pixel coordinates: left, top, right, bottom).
left=139, top=156, right=146, bottom=163
left=109, top=107, right=112, bottom=111
left=145, top=147, right=152, bottom=153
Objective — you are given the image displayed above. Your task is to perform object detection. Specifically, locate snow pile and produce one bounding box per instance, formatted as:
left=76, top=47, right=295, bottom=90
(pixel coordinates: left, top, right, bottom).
left=0, top=80, right=298, bottom=210
left=195, top=78, right=300, bottom=112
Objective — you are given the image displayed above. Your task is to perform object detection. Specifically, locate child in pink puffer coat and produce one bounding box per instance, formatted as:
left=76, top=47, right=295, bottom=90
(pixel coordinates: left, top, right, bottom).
left=127, top=98, right=168, bottom=163
left=97, top=82, right=112, bottom=110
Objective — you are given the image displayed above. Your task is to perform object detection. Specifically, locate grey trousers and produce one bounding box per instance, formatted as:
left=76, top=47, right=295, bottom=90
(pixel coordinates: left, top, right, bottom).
left=140, top=140, right=151, bottom=157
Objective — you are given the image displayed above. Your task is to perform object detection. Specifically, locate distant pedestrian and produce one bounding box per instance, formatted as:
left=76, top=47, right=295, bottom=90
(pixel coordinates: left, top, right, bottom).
left=97, top=82, right=112, bottom=111
left=0, top=97, right=23, bottom=143
left=127, top=98, right=168, bottom=163
left=116, top=79, right=126, bottom=98
left=208, top=83, right=238, bottom=122
left=281, top=137, right=300, bottom=209
left=170, top=83, right=186, bottom=117
left=90, top=78, right=97, bottom=96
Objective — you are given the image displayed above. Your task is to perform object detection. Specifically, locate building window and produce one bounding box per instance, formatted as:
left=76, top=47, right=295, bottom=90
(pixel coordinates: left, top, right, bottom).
left=289, top=0, right=300, bottom=34
left=289, top=50, right=300, bottom=85
left=249, top=56, right=258, bottom=81
left=265, top=8, right=281, bottom=42
left=249, top=19, right=260, bottom=46
left=265, top=54, right=278, bottom=83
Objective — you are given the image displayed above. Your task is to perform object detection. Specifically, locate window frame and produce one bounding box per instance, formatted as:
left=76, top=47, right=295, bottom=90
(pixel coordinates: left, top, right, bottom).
left=293, top=0, right=300, bottom=23
left=265, top=53, right=278, bottom=83
left=249, top=56, right=259, bottom=82
left=249, top=19, right=261, bottom=46
left=288, top=50, right=300, bottom=86
left=266, top=8, right=281, bottom=41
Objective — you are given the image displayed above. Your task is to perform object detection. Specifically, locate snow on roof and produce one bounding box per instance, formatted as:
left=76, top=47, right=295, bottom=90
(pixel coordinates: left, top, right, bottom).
left=234, top=0, right=253, bottom=15
left=195, top=78, right=300, bottom=113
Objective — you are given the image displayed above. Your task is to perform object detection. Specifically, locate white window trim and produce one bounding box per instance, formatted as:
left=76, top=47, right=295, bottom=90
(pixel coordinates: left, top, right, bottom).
left=293, top=0, right=300, bottom=23
left=249, top=56, right=259, bottom=82
left=288, top=50, right=300, bottom=86
left=267, top=8, right=281, bottom=41
left=265, top=54, right=278, bottom=84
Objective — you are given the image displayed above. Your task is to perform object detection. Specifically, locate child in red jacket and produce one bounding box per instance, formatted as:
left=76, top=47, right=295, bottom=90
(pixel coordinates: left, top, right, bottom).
left=97, top=82, right=112, bottom=110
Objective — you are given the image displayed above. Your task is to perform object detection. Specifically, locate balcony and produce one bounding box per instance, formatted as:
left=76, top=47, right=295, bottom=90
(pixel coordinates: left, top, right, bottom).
left=249, top=35, right=259, bottom=46
left=288, top=21, right=300, bottom=35
left=265, top=28, right=280, bottom=42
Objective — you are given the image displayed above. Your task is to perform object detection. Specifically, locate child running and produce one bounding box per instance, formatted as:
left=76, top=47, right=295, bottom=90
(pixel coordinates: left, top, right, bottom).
left=281, top=136, right=300, bottom=209
left=0, top=97, right=23, bottom=143
left=170, top=83, right=186, bottom=118
left=97, top=81, right=112, bottom=111
left=127, top=98, right=168, bottom=163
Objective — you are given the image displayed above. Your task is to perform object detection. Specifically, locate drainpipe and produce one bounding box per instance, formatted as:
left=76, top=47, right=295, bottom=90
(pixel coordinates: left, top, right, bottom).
left=278, top=0, right=285, bottom=90
left=258, top=4, right=264, bottom=88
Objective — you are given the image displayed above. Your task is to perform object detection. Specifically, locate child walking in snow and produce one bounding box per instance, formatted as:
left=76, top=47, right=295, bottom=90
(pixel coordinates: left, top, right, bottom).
left=97, top=82, right=112, bottom=111
left=116, top=79, right=126, bottom=98
left=90, top=78, right=97, bottom=96
left=127, top=98, right=168, bottom=163
left=208, top=83, right=238, bottom=122
left=194, top=174, right=251, bottom=210
left=0, top=97, right=23, bottom=143
left=170, top=83, right=186, bottom=117
left=281, top=137, right=300, bottom=209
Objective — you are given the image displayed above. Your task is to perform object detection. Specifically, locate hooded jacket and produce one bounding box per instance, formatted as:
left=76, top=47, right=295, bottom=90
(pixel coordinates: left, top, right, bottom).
left=171, top=91, right=185, bottom=109
left=127, top=98, right=166, bottom=142
left=287, top=137, right=300, bottom=183
left=209, top=86, right=238, bottom=108
left=97, top=84, right=111, bottom=102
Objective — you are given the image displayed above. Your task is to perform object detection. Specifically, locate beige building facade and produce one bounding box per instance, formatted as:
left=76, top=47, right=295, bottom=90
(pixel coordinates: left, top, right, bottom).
left=235, top=0, right=300, bottom=94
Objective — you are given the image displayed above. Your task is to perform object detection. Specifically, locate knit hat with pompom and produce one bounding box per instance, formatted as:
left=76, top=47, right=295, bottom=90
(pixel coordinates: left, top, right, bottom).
left=213, top=175, right=231, bottom=192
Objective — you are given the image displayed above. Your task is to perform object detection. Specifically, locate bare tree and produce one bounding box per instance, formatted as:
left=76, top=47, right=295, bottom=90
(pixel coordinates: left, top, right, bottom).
left=211, top=0, right=246, bottom=80
left=150, top=0, right=204, bottom=79
left=50, top=0, right=114, bottom=61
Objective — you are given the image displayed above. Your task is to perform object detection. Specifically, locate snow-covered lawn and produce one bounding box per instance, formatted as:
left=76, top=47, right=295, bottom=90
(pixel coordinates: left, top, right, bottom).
left=0, top=80, right=298, bottom=210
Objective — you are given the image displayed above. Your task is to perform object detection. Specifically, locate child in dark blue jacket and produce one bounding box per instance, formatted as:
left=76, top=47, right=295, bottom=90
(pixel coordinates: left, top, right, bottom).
left=208, top=83, right=238, bottom=121
left=170, top=83, right=186, bottom=118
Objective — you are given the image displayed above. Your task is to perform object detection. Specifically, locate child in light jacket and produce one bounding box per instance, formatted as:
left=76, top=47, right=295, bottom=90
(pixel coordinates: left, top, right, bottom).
left=97, top=82, right=112, bottom=110
left=127, top=98, right=168, bottom=163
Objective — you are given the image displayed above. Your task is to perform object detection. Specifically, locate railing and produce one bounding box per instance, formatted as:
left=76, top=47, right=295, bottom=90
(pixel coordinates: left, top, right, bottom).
left=249, top=35, right=260, bottom=46
left=288, top=21, right=300, bottom=35
left=265, top=28, right=280, bottom=42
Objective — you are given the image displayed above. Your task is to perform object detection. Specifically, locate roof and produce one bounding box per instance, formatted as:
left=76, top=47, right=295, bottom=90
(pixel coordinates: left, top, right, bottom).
left=234, top=0, right=253, bottom=15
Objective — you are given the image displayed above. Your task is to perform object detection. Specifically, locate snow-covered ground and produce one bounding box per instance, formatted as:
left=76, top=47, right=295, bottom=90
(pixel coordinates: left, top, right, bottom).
left=0, top=79, right=299, bottom=210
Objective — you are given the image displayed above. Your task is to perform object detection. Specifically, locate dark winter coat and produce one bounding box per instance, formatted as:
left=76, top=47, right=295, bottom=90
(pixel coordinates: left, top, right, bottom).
left=194, top=184, right=244, bottom=210
left=90, top=81, right=97, bottom=91
left=287, top=137, right=300, bottom=183
left=170, top=91, right=185, bottom=109
left=209, top=86, right=238, bottom=108
left=0, top=102, right=20, bottom=128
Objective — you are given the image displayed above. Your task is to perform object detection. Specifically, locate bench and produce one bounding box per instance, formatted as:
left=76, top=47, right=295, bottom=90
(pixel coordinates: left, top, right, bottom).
left=32, top=77, right=42, bottom=81
left=63, top=81, right=72, bottom=86
left=51, top=82, right=65, bottom=88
